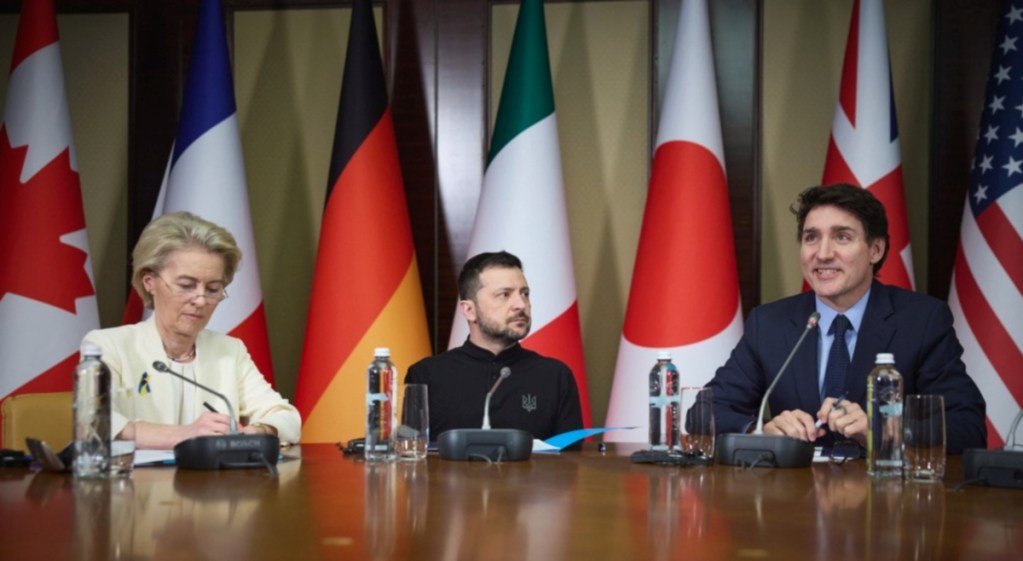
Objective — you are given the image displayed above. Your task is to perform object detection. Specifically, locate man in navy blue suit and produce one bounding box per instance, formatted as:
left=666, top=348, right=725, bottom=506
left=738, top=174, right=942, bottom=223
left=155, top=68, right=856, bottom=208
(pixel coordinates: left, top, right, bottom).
left=707, top=184, right=986, bottom=454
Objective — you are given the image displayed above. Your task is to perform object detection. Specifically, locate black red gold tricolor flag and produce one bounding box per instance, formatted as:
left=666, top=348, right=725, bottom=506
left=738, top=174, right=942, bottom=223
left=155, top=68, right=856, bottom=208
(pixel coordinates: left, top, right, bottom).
left=295, top=0, right=430, bottom=443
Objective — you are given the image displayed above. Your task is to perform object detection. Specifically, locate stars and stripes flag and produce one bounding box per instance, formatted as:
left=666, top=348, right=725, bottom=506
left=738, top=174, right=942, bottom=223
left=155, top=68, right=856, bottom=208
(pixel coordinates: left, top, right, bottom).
left=448, top=0, right=593, bottom=426
left=949, top=0, right=1023, bottom=449
left=604, top=0, right=742, bottom=440
left=0, top=0, right=100, bottom=415
left=294, top=0, right=431, bottom=442
left=821, top=0, right=915, bottom=289
left=125, top=0, right=276, bottom=384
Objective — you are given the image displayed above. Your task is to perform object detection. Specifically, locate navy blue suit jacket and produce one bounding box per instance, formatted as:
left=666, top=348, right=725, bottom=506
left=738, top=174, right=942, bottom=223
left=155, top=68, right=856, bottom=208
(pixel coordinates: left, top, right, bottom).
left=707, top=281, right=986, bottom=453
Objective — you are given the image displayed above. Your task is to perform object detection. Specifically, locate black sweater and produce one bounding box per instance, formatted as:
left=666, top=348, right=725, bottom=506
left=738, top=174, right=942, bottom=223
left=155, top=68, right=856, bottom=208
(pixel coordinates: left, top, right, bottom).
left=406, top=339, right=583, bottom=441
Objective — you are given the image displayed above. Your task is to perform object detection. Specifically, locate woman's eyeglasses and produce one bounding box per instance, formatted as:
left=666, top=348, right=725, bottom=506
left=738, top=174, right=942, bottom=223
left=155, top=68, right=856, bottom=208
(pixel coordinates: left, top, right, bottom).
left=156, top=275, right=229, bottom=303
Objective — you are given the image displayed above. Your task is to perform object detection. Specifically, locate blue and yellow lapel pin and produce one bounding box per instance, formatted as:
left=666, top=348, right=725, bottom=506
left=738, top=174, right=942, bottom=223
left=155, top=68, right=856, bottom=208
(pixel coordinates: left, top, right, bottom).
left=138, top=371, right=152, bottom=395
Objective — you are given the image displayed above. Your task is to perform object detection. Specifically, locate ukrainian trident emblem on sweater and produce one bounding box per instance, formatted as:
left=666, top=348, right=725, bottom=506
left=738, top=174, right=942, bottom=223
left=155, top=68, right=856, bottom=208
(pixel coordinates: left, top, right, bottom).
left=522, top=394, right=537, bottom=412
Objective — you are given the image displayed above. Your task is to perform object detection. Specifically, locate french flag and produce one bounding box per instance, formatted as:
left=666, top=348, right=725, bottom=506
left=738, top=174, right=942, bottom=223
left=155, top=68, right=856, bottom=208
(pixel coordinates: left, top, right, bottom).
left=131, top=0, right=275, bottom=384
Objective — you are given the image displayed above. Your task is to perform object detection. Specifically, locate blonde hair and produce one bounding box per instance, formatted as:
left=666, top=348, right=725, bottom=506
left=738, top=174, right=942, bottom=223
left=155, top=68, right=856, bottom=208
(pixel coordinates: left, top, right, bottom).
left=132, top=212, right=242, bottom=308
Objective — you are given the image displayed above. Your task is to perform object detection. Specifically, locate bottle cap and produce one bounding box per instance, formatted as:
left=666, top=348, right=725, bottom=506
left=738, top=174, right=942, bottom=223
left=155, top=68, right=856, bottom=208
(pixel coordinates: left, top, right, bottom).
left=374, top=347, right=391, bottom=358
left=80, top=343, right=102, bottom=357
left=656, top=351, right=672, bottom=361
left=875, top=352, right=895, bottom=364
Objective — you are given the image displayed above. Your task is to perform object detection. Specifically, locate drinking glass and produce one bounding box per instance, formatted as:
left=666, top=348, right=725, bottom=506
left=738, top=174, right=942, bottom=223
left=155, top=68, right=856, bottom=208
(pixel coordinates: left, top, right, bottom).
left=396, top=384, right=429, bottom=461
left=903, top=394, right=946, bottom=482
left=677, top=387, right=715, bottom=460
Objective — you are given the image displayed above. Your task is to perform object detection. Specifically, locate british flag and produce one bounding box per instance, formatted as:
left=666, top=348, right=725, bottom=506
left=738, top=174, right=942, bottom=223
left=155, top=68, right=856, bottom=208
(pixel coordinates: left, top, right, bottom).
left=949, top=0, right=1023, bottom=449
left=822, top=0, right=915, bottom=289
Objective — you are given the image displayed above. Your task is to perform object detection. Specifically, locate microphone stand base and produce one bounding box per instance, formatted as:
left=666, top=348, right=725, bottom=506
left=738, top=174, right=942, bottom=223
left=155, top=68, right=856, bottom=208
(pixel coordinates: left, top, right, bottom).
left=437, top=428, right=532, bottom=461
left=963, top=448, right=1023, bottom=489
left=174, top=434, right=280, bottom=470
left=715, top=433, right=814, bottom=468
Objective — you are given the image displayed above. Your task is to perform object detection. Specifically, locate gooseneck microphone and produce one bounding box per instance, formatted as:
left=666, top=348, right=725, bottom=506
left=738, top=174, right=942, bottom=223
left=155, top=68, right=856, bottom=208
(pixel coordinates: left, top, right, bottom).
left=482, top=367, right=511, bottom=430
left=153, top=361, right=239, bottom=434
left=151, top=361, right=279, bottom=472
left=716, top=311, right=821, bottom=468
left=437, top=366, right=532, bottom=461
left=754, top=312, right=821, bottom=434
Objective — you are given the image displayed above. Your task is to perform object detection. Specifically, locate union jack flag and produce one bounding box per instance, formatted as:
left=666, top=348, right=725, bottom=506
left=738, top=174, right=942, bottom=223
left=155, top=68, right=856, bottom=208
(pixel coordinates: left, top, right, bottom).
left=821, top=0, right=914, bottom=289
left=949, top=0, right=1023, bottom=449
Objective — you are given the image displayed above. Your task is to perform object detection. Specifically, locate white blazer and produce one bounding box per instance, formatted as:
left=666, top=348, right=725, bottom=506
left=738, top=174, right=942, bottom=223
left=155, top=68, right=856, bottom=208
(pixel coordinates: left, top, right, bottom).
left=83, top=317, right=301, bottom=444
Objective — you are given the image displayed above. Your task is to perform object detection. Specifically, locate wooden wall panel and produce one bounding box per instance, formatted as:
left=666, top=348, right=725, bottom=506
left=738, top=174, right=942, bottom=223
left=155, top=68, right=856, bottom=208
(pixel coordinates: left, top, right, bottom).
left=929, top=0, right=1001, bottom=299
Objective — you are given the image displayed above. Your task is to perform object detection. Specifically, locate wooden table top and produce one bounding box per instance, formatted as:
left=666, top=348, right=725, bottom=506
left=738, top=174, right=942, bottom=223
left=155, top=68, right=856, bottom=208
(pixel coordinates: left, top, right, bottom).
left=0, top=444, right=1019, bottom=560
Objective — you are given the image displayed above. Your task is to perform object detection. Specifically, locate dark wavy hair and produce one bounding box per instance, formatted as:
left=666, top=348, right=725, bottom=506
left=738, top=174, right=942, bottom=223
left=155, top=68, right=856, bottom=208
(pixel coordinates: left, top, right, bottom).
left=791, top=183, right=890, bottom=274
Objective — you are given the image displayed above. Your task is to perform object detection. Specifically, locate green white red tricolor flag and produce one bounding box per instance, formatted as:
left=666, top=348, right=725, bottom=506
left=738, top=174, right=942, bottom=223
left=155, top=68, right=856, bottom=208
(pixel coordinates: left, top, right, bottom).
left=448, top=0, right=592, bottom=426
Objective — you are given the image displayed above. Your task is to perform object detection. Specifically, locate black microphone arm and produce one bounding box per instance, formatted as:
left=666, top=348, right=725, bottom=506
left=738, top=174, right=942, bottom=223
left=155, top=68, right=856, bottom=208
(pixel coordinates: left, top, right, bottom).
left=437, top=365, right=531, bottom=461
left=753, top=312, right=821, bottom=434
left=153, top=361, right=238, bottom=434
left=716, top=311, right=821, bottom=468
left=151, top=361, right=279, bottom=472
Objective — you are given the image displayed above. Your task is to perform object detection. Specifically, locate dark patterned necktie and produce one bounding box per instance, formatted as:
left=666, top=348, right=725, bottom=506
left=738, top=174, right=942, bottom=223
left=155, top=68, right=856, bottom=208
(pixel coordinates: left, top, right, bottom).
left=822, top=314, right=851, bottom=400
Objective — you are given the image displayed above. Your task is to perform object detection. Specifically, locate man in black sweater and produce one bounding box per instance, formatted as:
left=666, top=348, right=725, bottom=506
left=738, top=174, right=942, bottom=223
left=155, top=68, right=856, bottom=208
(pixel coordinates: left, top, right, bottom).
left=406, top=251, right=583, bottom=441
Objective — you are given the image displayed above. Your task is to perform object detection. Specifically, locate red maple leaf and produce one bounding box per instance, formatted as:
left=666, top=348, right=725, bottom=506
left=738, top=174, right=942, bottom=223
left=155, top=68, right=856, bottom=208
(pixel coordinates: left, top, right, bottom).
left=0, top=126, right=95, bottom=313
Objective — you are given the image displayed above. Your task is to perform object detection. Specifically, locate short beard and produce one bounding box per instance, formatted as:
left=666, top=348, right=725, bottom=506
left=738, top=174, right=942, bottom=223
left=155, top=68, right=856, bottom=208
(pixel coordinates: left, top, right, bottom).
left=478, top=314, right=530, bottom=347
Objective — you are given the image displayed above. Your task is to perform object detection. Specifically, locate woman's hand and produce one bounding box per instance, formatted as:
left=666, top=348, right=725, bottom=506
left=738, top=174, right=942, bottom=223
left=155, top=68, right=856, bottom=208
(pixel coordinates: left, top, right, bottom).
left=183, top=411, right=233, bottom=438
left=241, top=422, right=278, bottom=436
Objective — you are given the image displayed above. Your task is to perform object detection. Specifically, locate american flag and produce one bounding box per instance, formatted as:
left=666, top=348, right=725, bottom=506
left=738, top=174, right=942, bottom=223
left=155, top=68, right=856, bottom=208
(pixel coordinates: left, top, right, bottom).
left=948, top=0, right=1023, bottom=449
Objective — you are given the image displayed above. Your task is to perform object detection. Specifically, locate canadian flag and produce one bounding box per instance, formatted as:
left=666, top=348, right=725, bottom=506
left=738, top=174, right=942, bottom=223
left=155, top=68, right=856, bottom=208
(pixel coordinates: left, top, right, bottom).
left=604, top=0, right=742, bottom=440
left=0, top=0, right=100, bottom=408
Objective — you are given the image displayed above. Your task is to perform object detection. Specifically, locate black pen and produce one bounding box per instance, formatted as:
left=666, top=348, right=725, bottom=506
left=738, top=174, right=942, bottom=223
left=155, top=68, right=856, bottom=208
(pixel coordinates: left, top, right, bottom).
left=815, top=391, right=849, bottom=429
left=203, top=401, right=218, bottom=413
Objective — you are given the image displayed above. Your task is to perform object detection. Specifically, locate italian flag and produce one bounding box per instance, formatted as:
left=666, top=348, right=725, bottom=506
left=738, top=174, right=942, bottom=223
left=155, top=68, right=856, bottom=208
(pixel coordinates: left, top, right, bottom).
left=449, top=0, right=592, bottom=426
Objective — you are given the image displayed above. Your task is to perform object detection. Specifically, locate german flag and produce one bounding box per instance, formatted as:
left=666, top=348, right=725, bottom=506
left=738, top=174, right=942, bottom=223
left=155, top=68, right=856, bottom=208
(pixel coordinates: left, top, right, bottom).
left=294, top=0, right=430, bottom=443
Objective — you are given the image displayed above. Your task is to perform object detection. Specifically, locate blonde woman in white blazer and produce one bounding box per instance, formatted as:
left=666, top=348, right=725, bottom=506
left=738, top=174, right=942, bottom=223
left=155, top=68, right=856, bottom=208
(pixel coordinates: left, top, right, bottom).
left=83, top=212, right=300, bottom=448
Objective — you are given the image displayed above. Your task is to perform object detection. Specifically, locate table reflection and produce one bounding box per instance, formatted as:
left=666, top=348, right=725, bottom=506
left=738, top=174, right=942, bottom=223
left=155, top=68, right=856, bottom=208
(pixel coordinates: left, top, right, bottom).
left=0, top=445, right=1019, bottom=561
left=429, top=457, right=579, bottom=561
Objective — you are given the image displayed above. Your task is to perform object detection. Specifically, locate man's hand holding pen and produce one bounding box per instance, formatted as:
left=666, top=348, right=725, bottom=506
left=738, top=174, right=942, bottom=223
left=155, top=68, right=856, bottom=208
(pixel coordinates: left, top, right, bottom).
left=817, top=393, right=868, bottom=447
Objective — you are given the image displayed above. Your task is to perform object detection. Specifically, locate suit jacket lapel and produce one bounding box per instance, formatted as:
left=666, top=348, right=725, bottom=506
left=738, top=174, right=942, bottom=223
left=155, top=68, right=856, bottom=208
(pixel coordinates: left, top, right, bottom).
left=791, top=292, right=822, bottom=412
left=849, top=281, right=897, bottom=406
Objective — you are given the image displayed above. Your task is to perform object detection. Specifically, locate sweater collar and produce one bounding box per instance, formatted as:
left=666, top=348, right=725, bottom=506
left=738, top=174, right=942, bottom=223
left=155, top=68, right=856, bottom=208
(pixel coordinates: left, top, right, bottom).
left=459, top=337, right=525, bottom=364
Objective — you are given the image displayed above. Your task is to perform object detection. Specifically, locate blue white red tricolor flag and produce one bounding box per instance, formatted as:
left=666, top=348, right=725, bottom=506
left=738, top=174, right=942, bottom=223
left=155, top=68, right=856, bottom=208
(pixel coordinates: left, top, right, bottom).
left=127, top=0, right=275, bottom=384
left=604, top=0, right=742, bottom=440
left=0, top=0, right=100, bottom=407
left=821, top=0, right=915, bottom=289
left=949, top=0, right=1023, bottom=449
